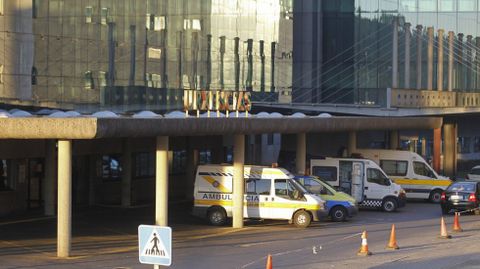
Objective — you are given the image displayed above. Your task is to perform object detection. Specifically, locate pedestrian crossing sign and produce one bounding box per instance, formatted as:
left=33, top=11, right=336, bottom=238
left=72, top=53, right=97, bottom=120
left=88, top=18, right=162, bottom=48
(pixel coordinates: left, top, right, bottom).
left=138, top=225, right=172, bottom=266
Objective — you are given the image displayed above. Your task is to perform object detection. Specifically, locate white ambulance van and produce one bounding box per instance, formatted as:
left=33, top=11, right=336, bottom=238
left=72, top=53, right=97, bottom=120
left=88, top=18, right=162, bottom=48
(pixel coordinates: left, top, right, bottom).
left=310, top=158, right=406, bottom=212
left=192, top=164, right=326, bottom=228
left=354, top=149, right=451, bottom=203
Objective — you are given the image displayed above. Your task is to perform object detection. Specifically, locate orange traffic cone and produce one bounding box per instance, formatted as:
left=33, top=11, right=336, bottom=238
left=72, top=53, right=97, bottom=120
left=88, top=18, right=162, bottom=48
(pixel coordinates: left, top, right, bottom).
left=439, top=217, right=452, bottom=239
left=265, top=254, right=272, bottom=269
left=386, top=224, right=400, bottom=250
left=357, top=231, right=372, bottom=256
left=452, top=212, right=463, bottom=232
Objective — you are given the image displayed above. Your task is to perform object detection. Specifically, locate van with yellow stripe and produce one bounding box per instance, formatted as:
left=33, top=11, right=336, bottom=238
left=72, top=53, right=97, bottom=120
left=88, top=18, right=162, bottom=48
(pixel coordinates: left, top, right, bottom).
left=355, top=149, right=451, bottom=203
left=192, top=164, right=326, bottom=228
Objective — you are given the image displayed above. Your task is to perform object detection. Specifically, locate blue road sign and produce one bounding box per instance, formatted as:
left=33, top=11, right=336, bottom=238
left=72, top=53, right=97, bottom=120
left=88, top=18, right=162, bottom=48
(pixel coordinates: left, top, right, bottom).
left=138, top=225, right=172, bottom=266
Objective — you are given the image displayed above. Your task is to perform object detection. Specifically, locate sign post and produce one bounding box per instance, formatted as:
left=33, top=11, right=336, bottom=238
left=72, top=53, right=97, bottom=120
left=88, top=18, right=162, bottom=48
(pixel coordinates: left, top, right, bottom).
left=138, top=225, right=172, bottom=267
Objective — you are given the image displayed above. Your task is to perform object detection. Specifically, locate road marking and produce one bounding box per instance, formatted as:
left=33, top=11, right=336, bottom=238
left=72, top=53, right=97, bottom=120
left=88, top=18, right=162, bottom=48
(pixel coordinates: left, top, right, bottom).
left=0, top=216, right=55, bottom=226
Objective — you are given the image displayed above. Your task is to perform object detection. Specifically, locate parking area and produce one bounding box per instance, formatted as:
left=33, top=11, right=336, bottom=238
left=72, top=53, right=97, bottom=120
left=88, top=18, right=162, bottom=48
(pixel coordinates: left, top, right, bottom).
left=1, top=201, right=480, bottom=269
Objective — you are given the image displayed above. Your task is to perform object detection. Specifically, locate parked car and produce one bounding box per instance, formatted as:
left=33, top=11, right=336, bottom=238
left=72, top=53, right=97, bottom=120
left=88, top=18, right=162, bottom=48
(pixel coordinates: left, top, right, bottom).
left=440, top=181, right=480, bottom=214
left=466, top=165, right=480, bottom=181
left=294, top=175, right=358, bottom=222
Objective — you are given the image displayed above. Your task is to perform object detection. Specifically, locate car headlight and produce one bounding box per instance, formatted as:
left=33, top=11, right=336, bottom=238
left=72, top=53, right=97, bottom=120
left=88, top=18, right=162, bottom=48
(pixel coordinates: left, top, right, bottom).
left=348, top=201, right=356, bottom=206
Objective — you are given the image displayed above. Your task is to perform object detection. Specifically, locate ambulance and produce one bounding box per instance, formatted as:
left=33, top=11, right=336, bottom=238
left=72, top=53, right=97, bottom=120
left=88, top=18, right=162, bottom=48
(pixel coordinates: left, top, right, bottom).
left=310, top=158, right=406, bottom=212
left=192, top=164, right=326, bottom=228
left=354, top=149, right=451, bottom=203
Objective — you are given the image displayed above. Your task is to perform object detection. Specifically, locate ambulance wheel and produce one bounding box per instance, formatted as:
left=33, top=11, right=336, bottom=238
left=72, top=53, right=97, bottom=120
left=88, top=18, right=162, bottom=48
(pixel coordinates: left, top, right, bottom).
left=382, top=198, right=397, bottom=212
left=207, top=207, right=227, bottom=226
left=330, top=206, right=347, bottom=222
left=429, top=190, right=443, bottom=203
left=293, top=210, right=311, bottom=228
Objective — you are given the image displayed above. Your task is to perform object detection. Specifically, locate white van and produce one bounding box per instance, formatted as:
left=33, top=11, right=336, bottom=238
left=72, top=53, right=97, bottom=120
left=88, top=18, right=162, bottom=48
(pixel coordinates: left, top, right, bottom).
left=355, top=149, right=451, bottom=202
left=310, top=158, right=406, bottom=212
left=192, top=164, right=326, bottom=228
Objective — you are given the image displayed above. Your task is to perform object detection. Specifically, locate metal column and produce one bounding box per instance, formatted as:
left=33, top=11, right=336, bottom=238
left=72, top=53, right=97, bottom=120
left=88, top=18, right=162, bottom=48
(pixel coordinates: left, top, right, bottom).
left=427, top=27, right=434, bottom=90
left=416, top=25, right=423, bottom=90
left=404, top=23, right=411, bottom=89
left=437, top=29, right=444, bottom=91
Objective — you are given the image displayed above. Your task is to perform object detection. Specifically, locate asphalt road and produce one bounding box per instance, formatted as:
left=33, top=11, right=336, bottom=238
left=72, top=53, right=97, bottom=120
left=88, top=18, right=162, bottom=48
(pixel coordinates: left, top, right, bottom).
left=1, top=201, right=480, bottom=269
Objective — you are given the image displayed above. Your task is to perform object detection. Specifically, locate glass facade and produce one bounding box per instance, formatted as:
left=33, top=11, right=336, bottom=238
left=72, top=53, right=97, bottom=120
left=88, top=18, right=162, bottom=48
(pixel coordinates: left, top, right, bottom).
left=26, top=0, right=293, bottom=112
left=294, top=0, right=480, bottom=105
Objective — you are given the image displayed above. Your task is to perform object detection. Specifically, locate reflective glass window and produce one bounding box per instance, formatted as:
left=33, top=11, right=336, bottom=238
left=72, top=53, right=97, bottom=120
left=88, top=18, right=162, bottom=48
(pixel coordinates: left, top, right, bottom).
left=458, top=0, right=476, bottom=12
left=356, top=0, right=379, bottom=12
left=418, top=0, right=437, bottom=11
left=400, top=0, right=417, bottom=12
left=379, top=0, right=398, bottom=12
left=439, top=0, right=455, bottom=11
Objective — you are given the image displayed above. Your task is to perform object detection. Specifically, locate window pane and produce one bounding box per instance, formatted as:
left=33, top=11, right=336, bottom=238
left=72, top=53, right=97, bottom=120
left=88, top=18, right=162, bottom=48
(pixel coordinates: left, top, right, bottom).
left=312, top=166, right=337, bottom=181
left=418, top=0, right=437, bottom=11
left=439, top=0, right=455, bottom=11
left=256, top=179, right=271, bottom=195
left=400, top=0, right=417, bottom=12
left=380, top=160, right=408, bottom=176
left=458, top=0, right=476, bottom=11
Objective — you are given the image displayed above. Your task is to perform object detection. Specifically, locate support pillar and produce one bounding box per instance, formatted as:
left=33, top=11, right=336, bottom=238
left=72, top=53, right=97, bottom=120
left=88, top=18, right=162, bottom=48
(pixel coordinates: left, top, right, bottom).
left=416, top=25, right=423, bottom=90
left=348, top=131, right=357, bottom=156
left=433, top=128, right=441, bottom=172
left=185, top=148, right=199, bottom=202
left=88, top=156, right=96, bottom=206
left=392, top=17, right=399, bottom=89
left=437, top=29, right=444, bottom=91
left=448, top=31, right=454, bottom=91
left=43, top=140, right=56, bottom=216
left=421, top=138, right=427, bottom=157
left=389, top=130, right=399, bottom=150
left=57, top=140, right=72, bottom=258
left=296, top=133, right=306, bottom=175
left=121, top=139, right=132, bottom=207
left=233, top=134, right=245, bottom=229
left=458, top=33, right=464, bottom=90
left=476, top=37, right=480, bottom=90
left=427, top=27, right=434, bottom=90
left=443, top=123, right=457, bottom=177
left=404, top=23, right=411, bottom=89
left=155, top=136, right=169, bottom=227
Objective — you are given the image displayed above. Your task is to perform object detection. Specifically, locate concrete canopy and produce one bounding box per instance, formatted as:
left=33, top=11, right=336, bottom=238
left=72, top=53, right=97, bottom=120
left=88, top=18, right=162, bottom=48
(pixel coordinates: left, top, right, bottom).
left=0, top=116, right=442, bottom=139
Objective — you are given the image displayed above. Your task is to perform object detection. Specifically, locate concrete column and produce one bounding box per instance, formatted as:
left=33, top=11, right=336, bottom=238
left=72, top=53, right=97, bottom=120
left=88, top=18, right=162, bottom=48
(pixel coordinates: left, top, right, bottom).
left=433, top=128, right=441, bottom=172
left=57, top=140, right=72, bottom=258
left=348, top=131, right=357, bottom=156
left=185, top=148, right=199, bottom=202
left=427, top=27, right=434, bottom=90
left=448, top=31, right=454, bottom=92
left=437, top=29, right=444, bottom=91
left=416, top=25, right=423, bottom=90
left=121, top=139, right=132, bottom=207
left=404, top=23, right=411, bottom=89
left=155, top=136, right=169, bottom=227
left=392, top=17, right=399, bottom=89
left=421, top=138, right=427, bottom=157
left=389, top=130, right=399, bottom=150
left=43, top=140, right=56, bottom=216
left=467, top=35, right=473, bottom=91
left=296, top=133, right=306, bottom=175
left=443, top=123, right=457, bottom=177
left=233, top=134, right=245, bottom=229
left=88, top=156, right=96, bottom=206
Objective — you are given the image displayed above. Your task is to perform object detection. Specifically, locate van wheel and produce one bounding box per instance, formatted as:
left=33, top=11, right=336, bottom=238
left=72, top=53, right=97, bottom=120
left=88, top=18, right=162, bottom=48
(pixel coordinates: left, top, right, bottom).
left=382, top=198, right=397, bottom=212
left=429, top=190, right=443, bottom=203
left=207, top=207, right=227, bottom=226
left=330, top=206, right=347, bottom=222
left=293, top=210, right=311, bottom=228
